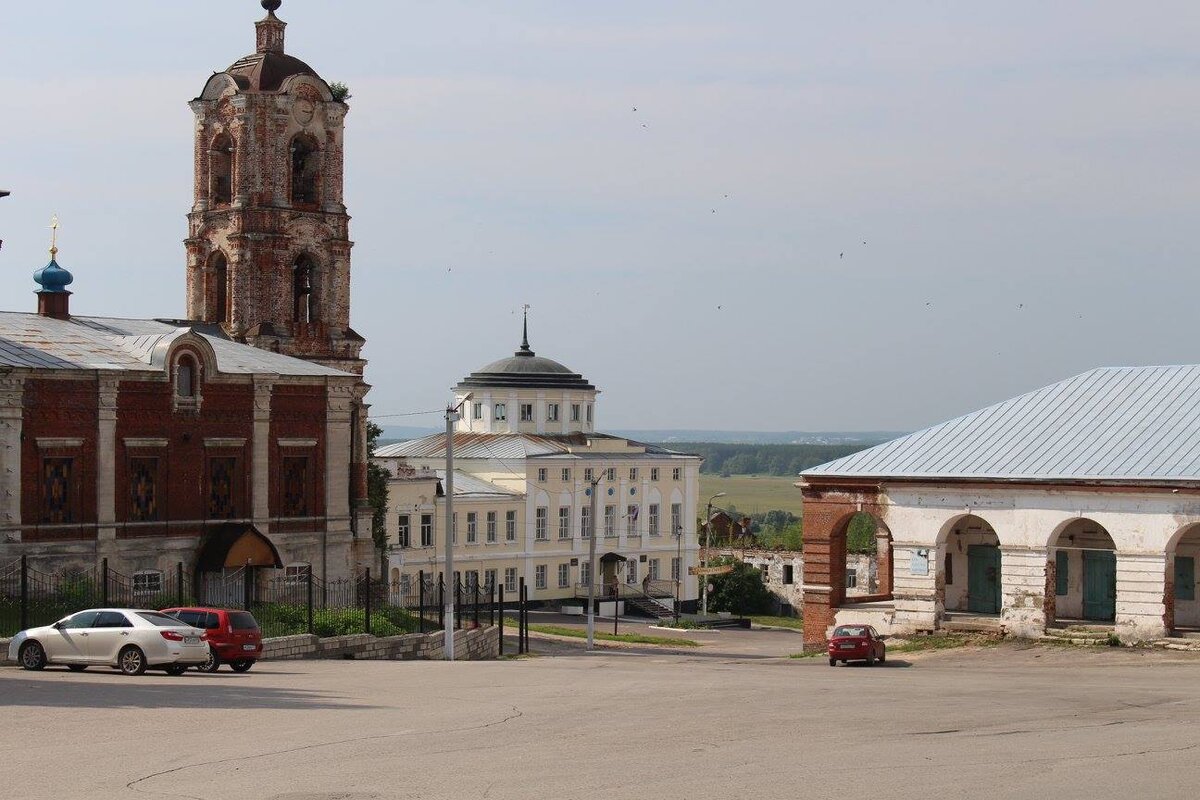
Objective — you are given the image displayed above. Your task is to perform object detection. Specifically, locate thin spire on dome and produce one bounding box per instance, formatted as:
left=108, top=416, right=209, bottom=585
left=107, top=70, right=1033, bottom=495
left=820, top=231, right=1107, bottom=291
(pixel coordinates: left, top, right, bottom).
left=516, top=304, right=533, bottom=357
left=48, top=213, right=59, bottom=259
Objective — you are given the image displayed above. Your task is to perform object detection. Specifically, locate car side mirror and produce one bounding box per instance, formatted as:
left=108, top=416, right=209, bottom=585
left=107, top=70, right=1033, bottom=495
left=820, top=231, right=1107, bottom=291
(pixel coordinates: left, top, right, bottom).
left=52, top=621, right=65, bottom=630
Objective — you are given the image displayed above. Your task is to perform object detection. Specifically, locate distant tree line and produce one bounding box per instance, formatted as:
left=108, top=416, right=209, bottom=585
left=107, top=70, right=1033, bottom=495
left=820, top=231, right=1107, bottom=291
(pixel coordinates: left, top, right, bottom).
left=717, top=506, right=877, bottom=554
left=661, top=442, right=876, bottom=477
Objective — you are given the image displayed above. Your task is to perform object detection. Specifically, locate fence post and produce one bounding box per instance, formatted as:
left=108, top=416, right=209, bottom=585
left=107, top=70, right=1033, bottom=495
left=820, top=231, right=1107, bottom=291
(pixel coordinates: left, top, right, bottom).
left=306, top=568, right=314, bottom=635
left=454, top=579, right=461, bottom=631
left=176, top=562, right=184, bottom=606
left=364, top=567, right=372, bottom=636
left=489, top=584, right=495, bottom=627
left=19, top=555, right=28, bottom=632
left=438, top=573, right=445, bottom=631
left=498, top=584, right=504, bottom=655
left=243, top=567, right=252, bottom=609
left=101, top=557, right=109, bottom=607
left=518, top=577, right=526, bottom=654
left=474, top=584, right=480, bottom=629
left=418, top=570, right=425, bottom=634
left=521, top=580, right=529, bottom=654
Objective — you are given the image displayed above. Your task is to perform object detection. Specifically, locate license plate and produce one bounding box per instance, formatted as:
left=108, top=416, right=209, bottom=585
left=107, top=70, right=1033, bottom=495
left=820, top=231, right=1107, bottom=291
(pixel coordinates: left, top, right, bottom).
left=839, top=643, right=855, bottom=650
left=185, top=636, right=201, bottom=645
left=242, top=644, right=257, bottom=651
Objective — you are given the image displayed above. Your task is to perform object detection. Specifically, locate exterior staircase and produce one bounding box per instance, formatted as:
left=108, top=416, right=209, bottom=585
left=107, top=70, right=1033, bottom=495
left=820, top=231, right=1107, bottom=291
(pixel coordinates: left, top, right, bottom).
left=625, top=594, right=675, bottom=620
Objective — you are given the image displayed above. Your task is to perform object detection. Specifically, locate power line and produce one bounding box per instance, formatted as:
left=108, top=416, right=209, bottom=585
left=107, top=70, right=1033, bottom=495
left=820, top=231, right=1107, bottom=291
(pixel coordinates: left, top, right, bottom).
left=370, top=409, right=444, bottom=420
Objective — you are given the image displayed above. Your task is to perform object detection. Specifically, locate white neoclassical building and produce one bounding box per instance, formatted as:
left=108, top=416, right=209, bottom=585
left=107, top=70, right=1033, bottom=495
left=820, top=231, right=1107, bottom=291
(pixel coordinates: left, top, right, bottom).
left=799, top=365, right=1200, bottom=648
left=374, top=320, right=701, bottom=614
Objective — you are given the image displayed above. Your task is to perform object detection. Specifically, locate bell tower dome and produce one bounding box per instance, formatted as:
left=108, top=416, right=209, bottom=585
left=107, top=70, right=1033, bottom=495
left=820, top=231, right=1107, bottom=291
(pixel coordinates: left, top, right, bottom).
left=184, top=0, right=364, bottom=375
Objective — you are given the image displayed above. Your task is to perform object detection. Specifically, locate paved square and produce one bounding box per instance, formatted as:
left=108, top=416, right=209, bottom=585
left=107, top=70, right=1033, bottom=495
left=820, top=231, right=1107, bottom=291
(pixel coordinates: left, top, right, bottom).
left=3, top=640, right=1200, bottom=799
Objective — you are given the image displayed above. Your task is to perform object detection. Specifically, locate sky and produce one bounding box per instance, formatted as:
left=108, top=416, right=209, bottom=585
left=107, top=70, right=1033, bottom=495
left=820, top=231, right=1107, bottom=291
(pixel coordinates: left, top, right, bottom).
left=2, top=1, right=1199, bottom=432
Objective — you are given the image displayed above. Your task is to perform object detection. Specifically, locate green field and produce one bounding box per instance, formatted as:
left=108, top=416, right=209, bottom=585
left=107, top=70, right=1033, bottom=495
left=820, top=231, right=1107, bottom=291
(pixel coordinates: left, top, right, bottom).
left=699, top=474, right=805, bottom=517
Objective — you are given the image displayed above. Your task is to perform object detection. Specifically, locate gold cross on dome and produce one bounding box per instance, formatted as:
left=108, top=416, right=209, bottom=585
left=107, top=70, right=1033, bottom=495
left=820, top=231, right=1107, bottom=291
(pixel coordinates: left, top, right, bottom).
left=49, top=214, right=59, bottom=257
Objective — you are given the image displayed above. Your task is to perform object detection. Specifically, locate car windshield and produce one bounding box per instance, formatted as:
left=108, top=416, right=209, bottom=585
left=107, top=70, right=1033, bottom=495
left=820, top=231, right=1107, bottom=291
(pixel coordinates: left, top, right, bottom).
left=833, top=626, right=868, bottom=638
left=136, top=611, right=191, bottom=627
left=228, top=611, right=259, bottom=630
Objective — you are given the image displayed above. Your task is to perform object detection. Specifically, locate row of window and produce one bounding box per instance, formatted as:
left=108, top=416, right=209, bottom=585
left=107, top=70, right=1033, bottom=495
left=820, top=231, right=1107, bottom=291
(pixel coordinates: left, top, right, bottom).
left=208, top=133, right=321, bottom=207
left=396, top=557, right=684, bottom=594
left=39, top=455, right=312, bottom=525
left=396, top=503, right=684, bottom=547
left=534, top=466, right=684, bottom=483
left=474, top=401, right=593, bottom=425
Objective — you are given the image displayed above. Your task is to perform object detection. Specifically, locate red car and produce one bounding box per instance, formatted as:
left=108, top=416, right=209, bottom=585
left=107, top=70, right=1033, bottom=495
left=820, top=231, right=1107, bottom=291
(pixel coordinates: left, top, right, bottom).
left=828, top=624, right=886, bottom=667
left=162, top=607, right=262, bottom=673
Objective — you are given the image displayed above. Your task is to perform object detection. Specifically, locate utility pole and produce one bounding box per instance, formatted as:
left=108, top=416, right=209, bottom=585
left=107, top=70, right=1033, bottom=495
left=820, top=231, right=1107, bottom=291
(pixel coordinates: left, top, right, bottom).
left=674, top=525, right=682, bottom=626
left=701, top=492, right=726, bottom=617
left=443, top=393, right=471, bottom=661
left=586, top=471, right=601, bottom=649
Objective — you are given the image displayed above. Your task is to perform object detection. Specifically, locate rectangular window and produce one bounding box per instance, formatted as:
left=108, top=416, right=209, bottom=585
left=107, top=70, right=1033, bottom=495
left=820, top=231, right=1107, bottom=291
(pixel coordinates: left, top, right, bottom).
left=400, top=573, right=412, bottom=597
left=505, top=510, right=517, bottom=541
left=648, top=504, right=660, bottom=537
left=672, top=467, right=681, bottom=481
left=281, top=456, right=309, bottom=517
left=558, top=506, right=571, bottom=539
left=648, top=559, right=660, bottom=580
left=451, top=512, right=458, bottom=545
left=133, top=570, right=162, bottom=597
left=783, top=564, right=794, bottom=585
left=397, top=514, right=410, bottom=548
left=946, top=553, right=955, bottom=586
left=571, top=404, right=581, bottom=422
left=466, top=570, right=479, bottom=591
left=651, top=468, right=659, bottom=481
left=1176, top=556, right=1195, bottom=601
left=494, top=403, right=507, bottom=421
left=629, top=468, right=638, bottom=481
left=558, top=563, right=570, bottom=588
left=284, top=563, right=311, bottom=584
left=671, top=557, right=681, bottom=582
left=846, top=568, right=858, bottom=589
left=627, top=505, right=640, bottom=535
left=129, top=458, right=158, bottom=522
left=604, top=505, right=616, bottom=537
left=421, top=514, right=434, bottom=547
left=671, top=503, right=682, bottom=537
left=535, top=564, right=547, bottom=590
left=584, top=467, right=594, bottom=482
left=606, top=467, right=615, bottom=481
left=586, top=404, right=593, bottom=423
left=485, top=569, right=497, bottom=591
left=581, top=561, right=591, bottom=586
left=547, top=403, right=560, bottom=422
left=520, top=403, right=534, bottom=422
left=536, top=507, right=549, bottom=540
left=537, top=468, right=547, bottom=482
left=504, top=567, right=517, bottom=593
left=473, top=402, right=482, bottom=420
left=207, top=457, right=237, bottom=519
left=561, top=468, right=570, bottom=481
left=486, top=511, right=497, bottom=543
left=581, top=507, right=591, bottom=539
left=627, top=560, right=638, bottom=584
left=467, top=512, right=478, bottom=544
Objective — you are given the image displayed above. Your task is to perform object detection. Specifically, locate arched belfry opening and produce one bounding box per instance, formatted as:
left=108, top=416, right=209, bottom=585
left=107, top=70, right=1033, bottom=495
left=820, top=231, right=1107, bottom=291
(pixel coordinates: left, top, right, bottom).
left=290, top=134, right=320, bottom=205
left=210, top=132, right=234, bottom=205
left=207, top=251, right=229, bottom=325
left=293, top=254, right=317, bottom=323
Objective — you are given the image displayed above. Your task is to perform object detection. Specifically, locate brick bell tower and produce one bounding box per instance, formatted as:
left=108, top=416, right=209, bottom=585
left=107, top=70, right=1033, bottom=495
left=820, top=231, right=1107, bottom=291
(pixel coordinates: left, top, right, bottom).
left=185, top=0, right=365, bottom=376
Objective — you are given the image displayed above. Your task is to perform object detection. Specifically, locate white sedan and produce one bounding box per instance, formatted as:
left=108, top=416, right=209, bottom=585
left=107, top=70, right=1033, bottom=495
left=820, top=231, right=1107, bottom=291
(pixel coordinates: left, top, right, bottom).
left=8, top=608, right=209, bottom=676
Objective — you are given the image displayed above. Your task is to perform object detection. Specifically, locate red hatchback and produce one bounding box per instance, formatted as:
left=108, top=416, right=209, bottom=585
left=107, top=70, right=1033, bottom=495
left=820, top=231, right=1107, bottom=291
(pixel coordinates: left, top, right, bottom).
left=828, top=624, right=886, bottom=667
left=162, top=607, right=262, bottom=672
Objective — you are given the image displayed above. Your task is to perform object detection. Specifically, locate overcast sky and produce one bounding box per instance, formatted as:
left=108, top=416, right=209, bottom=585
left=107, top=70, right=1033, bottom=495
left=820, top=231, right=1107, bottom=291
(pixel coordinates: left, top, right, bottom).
left=3, top=1, right=1198, bottom=432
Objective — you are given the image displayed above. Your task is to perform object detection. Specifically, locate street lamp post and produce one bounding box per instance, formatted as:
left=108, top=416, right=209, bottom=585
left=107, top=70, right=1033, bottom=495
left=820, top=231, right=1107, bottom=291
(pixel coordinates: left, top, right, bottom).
left=674, top=525, right=683, bottom=625
left=701, top=492, right=726, bottom=617
left=585, top=473, right=601, bottom=650
left=443, top=393, right=471, bottom=661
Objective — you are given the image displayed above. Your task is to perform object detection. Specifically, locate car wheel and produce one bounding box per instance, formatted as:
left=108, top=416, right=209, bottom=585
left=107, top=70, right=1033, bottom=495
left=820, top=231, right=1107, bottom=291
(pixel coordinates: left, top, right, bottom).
left=828, top=658, right=836, bottom=667
left=196, top=650, right=220, bottom=673
left=67, top=664, right=87, bottom=672
left=164, top=664, right=188, bottom=676
left=118, top=646, right=147, bottom=676
left=879, top=649, right=886, bottom=664
left=19, top=641, right=47, bottom=671
left=866, top=651, right=875, bottom=667
left=230, top=659, right=254, bottom=673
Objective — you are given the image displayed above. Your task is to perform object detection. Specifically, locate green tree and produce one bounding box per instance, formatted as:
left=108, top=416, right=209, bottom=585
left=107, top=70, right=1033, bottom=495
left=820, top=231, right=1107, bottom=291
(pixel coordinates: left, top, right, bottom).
left=846, top=512, right=878, bottom=553
left=706, top=559, right=774, bottom=615
left=366, top=421, right=391, bottom=555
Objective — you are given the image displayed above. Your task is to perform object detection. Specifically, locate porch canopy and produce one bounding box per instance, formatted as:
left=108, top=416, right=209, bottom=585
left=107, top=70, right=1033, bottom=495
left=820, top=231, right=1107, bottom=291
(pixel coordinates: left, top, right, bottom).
left=196, top=524, right=283, bottom=570
left=599, top=552, right=627, bottom=565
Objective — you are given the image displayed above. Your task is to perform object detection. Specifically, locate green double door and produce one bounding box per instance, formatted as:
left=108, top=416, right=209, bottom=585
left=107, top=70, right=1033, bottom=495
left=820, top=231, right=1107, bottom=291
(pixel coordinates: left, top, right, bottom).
left=1082, top=550, right=1117, bottom=621
left=967, top=544, right=1002, bottom=614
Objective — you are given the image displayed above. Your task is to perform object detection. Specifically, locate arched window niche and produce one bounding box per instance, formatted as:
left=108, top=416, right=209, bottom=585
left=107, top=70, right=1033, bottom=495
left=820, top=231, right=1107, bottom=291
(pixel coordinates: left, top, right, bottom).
left=210, top=133, right=235, bottom=206
left=289, top=134, right=320, bottom=206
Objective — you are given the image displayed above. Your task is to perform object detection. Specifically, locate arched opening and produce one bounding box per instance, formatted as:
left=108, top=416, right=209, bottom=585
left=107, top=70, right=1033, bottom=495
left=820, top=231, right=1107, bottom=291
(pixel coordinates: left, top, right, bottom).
left=210, top=133, right=234, bottom=205
left=833, top=511, right=893, bottom=603
left=207, top=252, right=229, bottom=325
left=176, top=356, right=196, bottom=398
left=1166, top=524, right=1200, bottom=633
left=1048, top=519, right=1116, bottom=624
left=289, top=134, right=320, bottom=205
left=938, top=515, right=1001, bottom=616
left=293, top=255, right=317, bottom=323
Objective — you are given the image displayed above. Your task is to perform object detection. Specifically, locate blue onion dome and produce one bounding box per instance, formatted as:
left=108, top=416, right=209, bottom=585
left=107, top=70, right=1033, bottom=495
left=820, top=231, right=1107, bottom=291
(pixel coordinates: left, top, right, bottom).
left=34, top=251, right=73, bottom=293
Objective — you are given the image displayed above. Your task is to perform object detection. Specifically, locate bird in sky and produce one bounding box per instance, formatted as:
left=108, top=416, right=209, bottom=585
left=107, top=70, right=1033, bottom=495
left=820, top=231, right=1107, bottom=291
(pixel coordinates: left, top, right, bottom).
left=1017, top=303, right=1024, bottom=309
left=717, top=305, right=723, bottom=310
left=632, top=107, right=637, bottom=112
left=839, top=252, right=844, bottom=259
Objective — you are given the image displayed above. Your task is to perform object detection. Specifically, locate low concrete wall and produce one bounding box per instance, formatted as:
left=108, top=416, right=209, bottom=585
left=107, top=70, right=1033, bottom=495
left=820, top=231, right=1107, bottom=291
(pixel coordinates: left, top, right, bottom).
left=261, top=625, right=499, bottom=661
left=1, top=627, right=499, bottom=667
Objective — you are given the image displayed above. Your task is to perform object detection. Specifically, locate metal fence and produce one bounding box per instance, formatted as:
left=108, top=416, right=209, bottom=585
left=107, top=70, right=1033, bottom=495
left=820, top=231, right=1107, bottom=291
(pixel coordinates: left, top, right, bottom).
left=0, top=557, right=517, bottom=643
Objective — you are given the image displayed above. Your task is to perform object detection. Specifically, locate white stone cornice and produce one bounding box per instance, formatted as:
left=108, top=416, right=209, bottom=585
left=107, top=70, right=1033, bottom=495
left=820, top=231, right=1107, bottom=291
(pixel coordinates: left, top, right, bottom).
left=37, top=437, right=83, bottom=449
left=124, top=437, right=168, bottom=448
left=278, top=438, right=318, bottom=448
left=204, top=437, right=247, bottom=449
